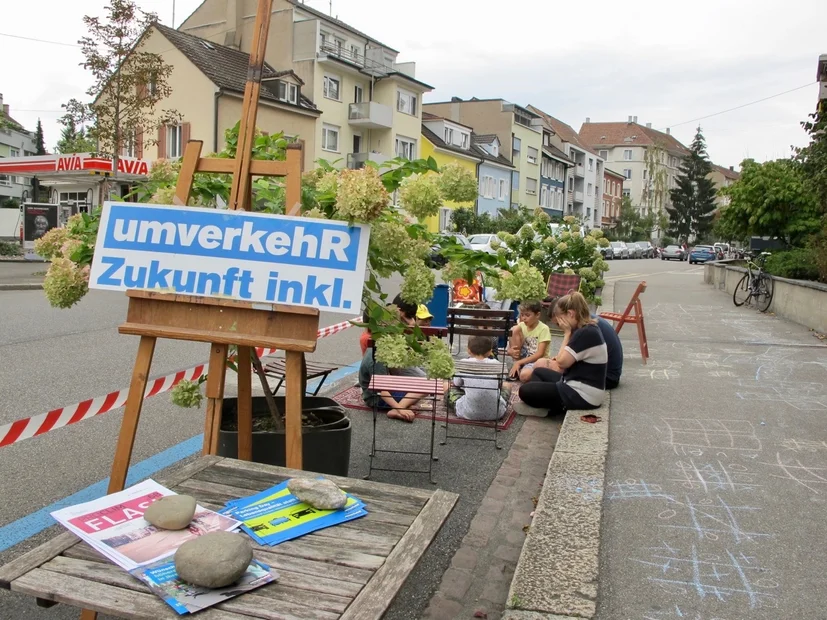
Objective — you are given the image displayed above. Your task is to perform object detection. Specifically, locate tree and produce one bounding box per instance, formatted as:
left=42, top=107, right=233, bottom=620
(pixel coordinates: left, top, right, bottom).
left=34, top=119, right=47, bottom=155
left=60, top=0, right=179, bottom=174
left=55, top=119, right=97, bottom=154
left=717, top=158, right=820, bottom=247
left=668, top=126, right=717, bottom=242
left=641, top=144, right=669, bottom=233
left=796, top=107, right=827, bottom=217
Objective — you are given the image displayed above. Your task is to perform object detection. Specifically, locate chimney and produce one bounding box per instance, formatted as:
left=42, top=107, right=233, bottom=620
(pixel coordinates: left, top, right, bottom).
left=633, top=115, right=638, bottom=123
left=585, top=117, right=591, bottom=123
left=451, top=96, right=463, bottom=102
left=2, top=104, right=8, bottom=117
left=646, top=122, right=652, bottom=129
left=627, top=115, right=633, bottom=123
left=666, top=128, right=671, bottom=135
left=729, top=165, right=734, bottom=171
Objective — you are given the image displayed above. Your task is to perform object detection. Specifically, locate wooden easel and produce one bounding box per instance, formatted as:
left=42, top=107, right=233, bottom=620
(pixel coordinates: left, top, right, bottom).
left=82, top=2, right=316, bottom=618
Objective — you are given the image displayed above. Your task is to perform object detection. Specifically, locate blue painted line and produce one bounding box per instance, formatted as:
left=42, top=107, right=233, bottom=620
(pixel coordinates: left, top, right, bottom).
left=0, top=364, right=360, bottom=554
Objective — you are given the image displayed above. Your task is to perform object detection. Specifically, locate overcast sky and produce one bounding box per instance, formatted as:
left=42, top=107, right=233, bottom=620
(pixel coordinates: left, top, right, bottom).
left=2, top=0, right=824, bottom=167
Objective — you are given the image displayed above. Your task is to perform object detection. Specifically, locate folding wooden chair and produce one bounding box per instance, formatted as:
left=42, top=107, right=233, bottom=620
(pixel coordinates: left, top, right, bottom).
left=258, top=357, right=340, bottom=395
left=599, top=281, right=649, bottom=364
left=365, top=326, right=448, bottom=484
left=443, top=307, right=514, bottom=449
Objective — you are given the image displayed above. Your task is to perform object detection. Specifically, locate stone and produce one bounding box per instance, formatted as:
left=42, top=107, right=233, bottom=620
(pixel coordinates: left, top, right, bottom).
left=175, top=532, right=253, bottom=588
left=287, top=477, right=347, bottom=510
left=143, top=495, right=196, bottom=530
left=512, top=400, right=549, bottom=418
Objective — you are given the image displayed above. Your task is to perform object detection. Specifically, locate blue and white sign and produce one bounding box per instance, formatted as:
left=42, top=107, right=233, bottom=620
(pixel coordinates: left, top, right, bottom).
left=89, top=202, right=371, bottom=314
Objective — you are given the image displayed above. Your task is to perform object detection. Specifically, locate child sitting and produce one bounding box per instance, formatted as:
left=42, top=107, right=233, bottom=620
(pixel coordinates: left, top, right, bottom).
left=507, top=301, right=551, bottom=381
left=449, top=336, right=508, bottom=421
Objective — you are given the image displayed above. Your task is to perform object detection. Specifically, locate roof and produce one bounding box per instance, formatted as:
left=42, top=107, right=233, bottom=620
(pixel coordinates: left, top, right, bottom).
left=387, top=70, right=434, bottom=92
left=577, top=121, right=689, bottom=155
left=155, top=24, right=318, bottom=113
left=711, top=164, right=740, bottom=180
left=421, top=125, right=481, bottom=162
left=288, top=0, right=398, bottom=53
left=0, top=113, right=26, bottom=133
left=542, top=144, right=573, bottom=165
left=527, top=105, right=598, bottom=156
left=473, top=134, right=499, bottom=145
left=422, top=112, right=473, bottom=130
left=604, top=167, right=626, bottom=180
left=471, top=134, right=512, bottom=167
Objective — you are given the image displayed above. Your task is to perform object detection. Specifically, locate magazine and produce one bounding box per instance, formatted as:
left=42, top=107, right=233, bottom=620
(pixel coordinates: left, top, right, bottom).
left=132, top=558, right=276, bottom=615
left=51, top=479, right=241, bottom=571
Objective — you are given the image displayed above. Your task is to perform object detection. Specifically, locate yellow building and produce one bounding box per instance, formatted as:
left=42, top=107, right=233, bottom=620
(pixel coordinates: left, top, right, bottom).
left=420, top=114, right=481, bottom=232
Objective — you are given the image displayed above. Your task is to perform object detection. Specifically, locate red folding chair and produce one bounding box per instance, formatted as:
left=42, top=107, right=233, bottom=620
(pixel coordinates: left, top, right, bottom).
left=542, top=273, right=582, bottom=307
left=599, top=281, right=649, bottom=364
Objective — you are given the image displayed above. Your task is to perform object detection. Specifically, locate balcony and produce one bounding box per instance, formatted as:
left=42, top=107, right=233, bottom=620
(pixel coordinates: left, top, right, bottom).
left=348, top=102, right=393, bottom=129
left=347, top=152, right=390, bottom=170
left=318, top=41, right=393, bottom=78
left=574, top=164, right=585, bottom=178
left=574, top=191, right=584, bottom=203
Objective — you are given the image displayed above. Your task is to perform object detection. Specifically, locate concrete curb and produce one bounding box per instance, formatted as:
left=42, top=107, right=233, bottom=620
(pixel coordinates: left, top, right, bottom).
left=0, top=283, right=44, bottom=291
left=503, top=283, right=614, bottom=620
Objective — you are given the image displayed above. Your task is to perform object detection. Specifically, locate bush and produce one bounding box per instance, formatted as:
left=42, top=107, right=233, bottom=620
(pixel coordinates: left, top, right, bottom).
left=808, top=228, right=827, bottom=283
left=0, top=240, right=22, bottom=256
left=764, top=248, right=820, bottom=281
left=2, top=198, right=19, bottom=209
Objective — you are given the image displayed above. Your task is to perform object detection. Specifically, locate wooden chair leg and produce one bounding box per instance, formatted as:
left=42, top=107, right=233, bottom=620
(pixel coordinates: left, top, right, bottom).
left=236, top=346, right=253, bottom=461
left=203, top=344, right=228, bottom=455
left=285, top=351, right=304, bottom=470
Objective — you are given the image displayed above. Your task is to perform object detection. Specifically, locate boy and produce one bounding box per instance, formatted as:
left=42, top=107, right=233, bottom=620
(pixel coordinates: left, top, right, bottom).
left=449, top=336, right=508, bottom=421
left=507, top=301, right=551, bottom=381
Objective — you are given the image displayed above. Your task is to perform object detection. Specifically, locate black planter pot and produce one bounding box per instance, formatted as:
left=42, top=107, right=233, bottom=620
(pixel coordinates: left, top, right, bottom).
left=218, top=396, right=352, bottom=476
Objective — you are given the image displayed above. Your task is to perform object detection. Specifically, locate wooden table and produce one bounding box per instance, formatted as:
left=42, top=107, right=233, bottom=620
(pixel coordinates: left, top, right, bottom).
left=0, top=456, right=458, bottom=620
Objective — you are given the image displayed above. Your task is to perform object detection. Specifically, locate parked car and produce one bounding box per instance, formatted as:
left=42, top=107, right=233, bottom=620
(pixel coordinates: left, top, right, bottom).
left=600, top=244, right=614, bottom=260
left=627, top=242, right=643, bottom=259
left=429, top=233, right=472, bottom=267
left=661, top=244, right=686, bottom=261
left=713, top=243, right=730, bottom=258
left=467, top=233, right=501, bottom=255
left=689, top=245, right=718, bottom=264
left=635, top=241, right=655, bottom=258
left=609, top=241, right=630, bottom=260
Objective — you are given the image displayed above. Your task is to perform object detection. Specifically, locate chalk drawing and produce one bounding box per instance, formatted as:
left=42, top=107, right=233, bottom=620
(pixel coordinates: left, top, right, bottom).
left=779, top=439, right=827, bottom=453
left=656, top=495, right=770, bottom=544
left=735, top=381, right=826, bottom=411
left=669, top=460, right=761, bottom=493
left=660, top=419, right=763, bottom=453
left=708, top=371, right=739, bottom=378
left=635, top=544, right=777, bottom=609
left=760, top=452, right=827, bottom=494
left=643, top=606, right=730, bottom=620
left=607, top=480, right=675, bottom=501
left=636, top=368, right=681, bottom=380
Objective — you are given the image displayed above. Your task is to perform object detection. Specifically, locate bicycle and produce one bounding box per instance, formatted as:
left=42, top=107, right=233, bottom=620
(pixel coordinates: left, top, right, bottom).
left=733, top=252, right=774, bottom=312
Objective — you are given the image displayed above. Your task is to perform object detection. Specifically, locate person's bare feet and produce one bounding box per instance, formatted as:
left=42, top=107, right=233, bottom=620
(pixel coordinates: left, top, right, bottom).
left=387, top=409, right=415, bottom=422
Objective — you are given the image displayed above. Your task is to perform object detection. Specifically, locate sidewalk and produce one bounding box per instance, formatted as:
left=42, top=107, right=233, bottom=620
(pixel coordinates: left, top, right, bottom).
left=0, top=262, right=46, bottom=290
left=598, top=271, right=827, bottom=618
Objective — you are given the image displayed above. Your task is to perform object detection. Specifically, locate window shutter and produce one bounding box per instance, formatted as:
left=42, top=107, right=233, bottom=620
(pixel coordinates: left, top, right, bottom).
left=158, top=125, right=167, bottom=159
left=137, top=81, right=147, bottom=101
left=182, top=122, right=191, bottom=147
left=136, top=128, right=143, bottom=159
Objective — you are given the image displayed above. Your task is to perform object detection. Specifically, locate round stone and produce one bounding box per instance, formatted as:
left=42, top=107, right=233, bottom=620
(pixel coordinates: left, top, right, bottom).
left=144, top=495, right=197, bottom=530
left=287, top=477, right=347, bottom=510
left=174, top=531, right=253, bottom=588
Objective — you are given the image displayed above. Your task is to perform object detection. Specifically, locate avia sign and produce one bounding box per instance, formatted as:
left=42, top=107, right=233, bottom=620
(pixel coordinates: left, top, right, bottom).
left=0, top=153, right=150, bottom=177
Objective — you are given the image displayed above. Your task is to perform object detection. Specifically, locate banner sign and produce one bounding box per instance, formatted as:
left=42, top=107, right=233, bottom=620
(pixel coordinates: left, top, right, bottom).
left=89, top=202, right=371, bottom=314
left=23, top=203, right=60, bottom=249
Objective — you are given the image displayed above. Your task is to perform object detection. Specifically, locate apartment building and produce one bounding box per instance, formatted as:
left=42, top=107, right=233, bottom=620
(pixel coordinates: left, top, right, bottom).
left=538, top=125, right=572, bottom=218
left=472, top=134, right=514, bottom=217
left=708, top=164, right=740, bottom=208
left=423, top=98, right=542, bottom=209
left=528, top=106, right=604, bottom=228
left=603, top=168, right=625, bottom=227
left=579, top=117, right=689, bottom=221
left=0, top=94, right=37, bottom=206
left=180, top=0, right=432, bottom=168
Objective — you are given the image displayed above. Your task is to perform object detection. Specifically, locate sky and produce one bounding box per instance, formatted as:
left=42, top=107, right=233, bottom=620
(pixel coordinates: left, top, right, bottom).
left=1, top=0, right=825, bottom=168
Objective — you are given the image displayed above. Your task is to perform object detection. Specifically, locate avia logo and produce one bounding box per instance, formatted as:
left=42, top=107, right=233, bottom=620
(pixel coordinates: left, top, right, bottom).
left=117, top=159, right=149, bottom=175
left=56, top=156, right=84, bottom=171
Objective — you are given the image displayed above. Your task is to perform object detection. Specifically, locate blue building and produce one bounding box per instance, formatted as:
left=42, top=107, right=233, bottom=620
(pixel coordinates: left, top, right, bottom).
left=472, top=134, right=515, bottom=217
left=539, top=127, right=572, bottom=219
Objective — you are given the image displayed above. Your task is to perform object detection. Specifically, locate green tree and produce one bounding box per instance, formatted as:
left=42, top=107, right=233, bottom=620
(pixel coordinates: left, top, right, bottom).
left=668, top=126, right=717, bottom=242
left=450, top=207, right=494, bottom=236
left=60, top=0, right=179, bottom=174
left=34, top=119, right=47, bottom=155
left=494, top=205, right=534, bottom=234
left=615, top=196, right=641, bottom=240
left=796, top=107, right=827, bottom=216
left=55, top=119, right=97, bottom=154
left=642, top=144, right=669, bottom=235
left=717, top=158, right=820, bottom=247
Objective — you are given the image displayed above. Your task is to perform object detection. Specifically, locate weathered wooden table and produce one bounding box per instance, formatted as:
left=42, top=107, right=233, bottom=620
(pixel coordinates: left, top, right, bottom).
left=0, top=456, right=458, bottom=620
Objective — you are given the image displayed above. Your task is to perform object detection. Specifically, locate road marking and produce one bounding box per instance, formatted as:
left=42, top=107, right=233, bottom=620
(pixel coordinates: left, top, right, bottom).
left=604, top=273, right=645, bottom=281
left=0, top=362, right=361, bottom=553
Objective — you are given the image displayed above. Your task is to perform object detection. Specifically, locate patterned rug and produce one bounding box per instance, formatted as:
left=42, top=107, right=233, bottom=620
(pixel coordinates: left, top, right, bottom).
left=332, top=384, right=520, bottom=430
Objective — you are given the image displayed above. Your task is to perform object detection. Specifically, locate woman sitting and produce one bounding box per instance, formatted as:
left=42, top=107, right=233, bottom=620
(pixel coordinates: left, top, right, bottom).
left=515, top=292, right=607, bottom=417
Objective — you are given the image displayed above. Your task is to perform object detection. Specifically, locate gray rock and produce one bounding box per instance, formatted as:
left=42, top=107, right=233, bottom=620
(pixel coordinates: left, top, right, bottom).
left=175, top=532, right=253, bottom=588
left=287, top=477, right=347, bottom=510
left=144, top=495, right=197, bottom=530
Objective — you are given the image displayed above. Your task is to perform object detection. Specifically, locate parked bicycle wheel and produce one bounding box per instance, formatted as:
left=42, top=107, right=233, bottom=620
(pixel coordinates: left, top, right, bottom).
left=754, top=274, right=774, bottom=312
left=733, top=274, right=751, bottom=306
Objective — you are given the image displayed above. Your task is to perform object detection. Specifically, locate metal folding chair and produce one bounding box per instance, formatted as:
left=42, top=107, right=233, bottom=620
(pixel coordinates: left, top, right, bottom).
left=443, top=307, right=514, bottom=449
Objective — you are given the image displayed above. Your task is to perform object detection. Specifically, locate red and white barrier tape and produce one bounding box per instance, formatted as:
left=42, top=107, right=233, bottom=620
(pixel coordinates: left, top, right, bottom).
left=0, top=317, right=358, bottom=448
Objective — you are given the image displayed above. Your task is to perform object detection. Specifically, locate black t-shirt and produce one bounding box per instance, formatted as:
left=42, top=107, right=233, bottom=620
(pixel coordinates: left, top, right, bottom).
left=595, top=316, right=623, bottom=382
left=559, top=323, right=608, bottom=407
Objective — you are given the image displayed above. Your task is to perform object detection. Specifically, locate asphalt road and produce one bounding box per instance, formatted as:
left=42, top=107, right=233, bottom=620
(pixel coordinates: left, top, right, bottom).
left=0, top=255, right=662, bottom=619
left=597, top=262, right=827, bottom=618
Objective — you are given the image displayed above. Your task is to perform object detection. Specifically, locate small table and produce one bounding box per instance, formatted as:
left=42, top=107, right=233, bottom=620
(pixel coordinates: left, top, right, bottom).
left=0, top=456, right=458, bottom=620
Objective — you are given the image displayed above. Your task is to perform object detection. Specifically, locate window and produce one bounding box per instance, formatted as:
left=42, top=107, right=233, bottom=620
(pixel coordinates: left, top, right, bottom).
left=480, top=176, right=497, bottom=199
left=623, top=168, right=632, bottom=179
left=540, top=186, right=549, bottom=208
left=544, top=134, right=550, bottom=146
left=623, top=149, right=633, bottom=160
left=460, top=133, right=469, bottom=149
left=643, top=169, right=648, bottom=180
left=322, top=124, right=339, bottom=152
left=588, top=158, right=593, bottom=171
left=10, top=148, right=19, bottom=157
left=444, top=127, right=454, bottom=145
left=512, top=171, right=520, bottom=190
left=599, top=149, right=608, bottom=159
left=166, top=124, right=183, bottom=159
left=526, top=177, right=538, bottom=195
left=491, top=143, right=499, bottom=157
left=587, top=183, right=593, bottom=196
left=514, top=110, right=533, bottom=128
left=323, top=74, right=340, bottom=100
left=498, top=179, right=507, bottom=201
left=610, top=181, right=615, bottom=195
left=395, top=136, right=416, bottom=160
left=354, top=84, right=363, bottom=103
left=320, top=31, right=329, bottom=47
left=350, top=44, right=362, bottom=61
left=397, top=89, right=417, bottom=116
left=527, top=146, right=538, bottom=164
left=615, top=183, right=621, bottom=197
left=122, top=131, right=137, bottom=158
left=622, top=188, right=631, bottom=198
left=512, top=136, right=521, bottom=154
left=276, top=80, right=298, bottom=104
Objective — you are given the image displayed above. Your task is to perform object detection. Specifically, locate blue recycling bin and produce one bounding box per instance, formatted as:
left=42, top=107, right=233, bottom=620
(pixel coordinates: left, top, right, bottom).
left=426, top=284, right=450, bottom=328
